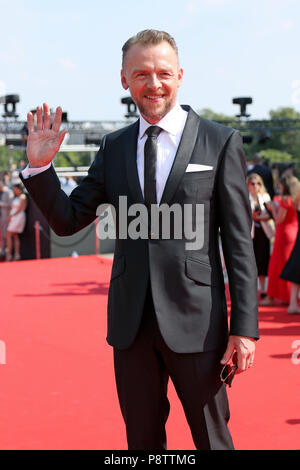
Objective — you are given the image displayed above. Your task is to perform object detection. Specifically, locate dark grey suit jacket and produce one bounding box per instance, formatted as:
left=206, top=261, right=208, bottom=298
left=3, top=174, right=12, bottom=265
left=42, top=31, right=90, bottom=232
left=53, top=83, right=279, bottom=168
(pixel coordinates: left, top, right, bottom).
left=20, top=105, right=259, bottom=352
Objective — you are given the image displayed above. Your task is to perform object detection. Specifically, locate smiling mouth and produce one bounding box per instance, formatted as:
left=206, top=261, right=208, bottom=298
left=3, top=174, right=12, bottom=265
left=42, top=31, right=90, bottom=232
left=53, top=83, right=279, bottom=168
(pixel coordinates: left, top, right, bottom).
left=145, top=95, right=165, bottom=101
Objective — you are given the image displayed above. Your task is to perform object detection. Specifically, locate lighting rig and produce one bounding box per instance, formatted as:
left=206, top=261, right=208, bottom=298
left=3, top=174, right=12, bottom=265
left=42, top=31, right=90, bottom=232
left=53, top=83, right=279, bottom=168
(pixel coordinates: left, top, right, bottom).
left=215, top=97, right=300, bottom=145
left=1, top=94, right=300, bottom=174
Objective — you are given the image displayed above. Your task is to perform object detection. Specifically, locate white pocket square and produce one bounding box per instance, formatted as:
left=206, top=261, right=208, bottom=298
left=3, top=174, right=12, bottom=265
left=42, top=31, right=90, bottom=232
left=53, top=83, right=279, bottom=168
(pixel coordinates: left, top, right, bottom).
left=185, top=164, right=213, bottom=173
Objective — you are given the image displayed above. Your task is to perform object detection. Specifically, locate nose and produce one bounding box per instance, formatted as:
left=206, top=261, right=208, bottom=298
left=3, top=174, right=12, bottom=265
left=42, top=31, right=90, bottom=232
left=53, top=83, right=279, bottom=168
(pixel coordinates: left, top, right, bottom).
left=147, top=73, right=161, bottom=90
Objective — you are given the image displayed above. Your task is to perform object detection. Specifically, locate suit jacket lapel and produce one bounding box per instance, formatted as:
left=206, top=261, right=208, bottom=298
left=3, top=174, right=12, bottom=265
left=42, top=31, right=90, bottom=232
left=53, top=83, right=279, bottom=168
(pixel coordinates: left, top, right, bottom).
left=124, top=119, right=145, bottom=204
left=160, top=106, right=200, bottom=206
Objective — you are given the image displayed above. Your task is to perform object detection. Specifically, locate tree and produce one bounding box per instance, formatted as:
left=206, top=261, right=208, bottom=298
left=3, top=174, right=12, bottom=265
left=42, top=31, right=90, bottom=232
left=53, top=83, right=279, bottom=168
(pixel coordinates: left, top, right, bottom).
left=269, top=107, right=300, bottom=119
left=53, top=151, right=92, bottom=167
left=0, top=145, right=25, bottom=171
left=197, top=108, right=234, bottom=121
left=259, top=149, right=293, bottom=163
left=0, top=145, right=93, bottom=172
left=266, top=107, right=300, bottom=161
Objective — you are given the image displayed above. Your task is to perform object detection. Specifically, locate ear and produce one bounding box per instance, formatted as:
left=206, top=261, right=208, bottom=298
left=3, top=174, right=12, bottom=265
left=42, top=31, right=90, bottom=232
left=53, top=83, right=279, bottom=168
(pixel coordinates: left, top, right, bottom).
left=121, top=70, right=129, bottom=90
left=177, top=67, right=183, bottom=88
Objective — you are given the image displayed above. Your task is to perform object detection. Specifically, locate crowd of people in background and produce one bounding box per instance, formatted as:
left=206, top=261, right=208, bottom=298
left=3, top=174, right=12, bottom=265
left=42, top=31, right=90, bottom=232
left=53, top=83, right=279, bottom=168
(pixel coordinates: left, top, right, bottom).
left=0, top=158, right=78, bottom=261
left=246, top=154, right=300, bottom=315
left=0, top=163, right=27, bottom=261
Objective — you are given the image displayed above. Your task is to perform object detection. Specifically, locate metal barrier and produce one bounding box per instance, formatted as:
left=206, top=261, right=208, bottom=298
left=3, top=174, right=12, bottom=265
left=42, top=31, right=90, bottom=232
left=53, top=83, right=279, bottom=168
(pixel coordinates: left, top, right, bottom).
left=34, top=218, right=100, bottom=260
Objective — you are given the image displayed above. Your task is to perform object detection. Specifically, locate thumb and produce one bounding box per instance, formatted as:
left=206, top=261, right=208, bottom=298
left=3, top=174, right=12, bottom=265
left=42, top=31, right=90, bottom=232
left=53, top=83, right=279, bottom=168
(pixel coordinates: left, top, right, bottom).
left=220, top=342, right=235, bottom=364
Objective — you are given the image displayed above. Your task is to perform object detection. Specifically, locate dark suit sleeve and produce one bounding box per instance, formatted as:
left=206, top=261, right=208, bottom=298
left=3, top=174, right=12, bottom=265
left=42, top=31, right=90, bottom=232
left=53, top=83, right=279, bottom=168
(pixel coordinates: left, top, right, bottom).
left=216, top=131, right=259, bottom=339
left=19, top=138, right=107, bottom=236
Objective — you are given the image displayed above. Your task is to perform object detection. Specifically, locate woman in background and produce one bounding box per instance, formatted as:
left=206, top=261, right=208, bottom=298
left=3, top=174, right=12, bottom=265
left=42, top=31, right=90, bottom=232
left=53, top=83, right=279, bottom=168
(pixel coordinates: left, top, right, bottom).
left=280, top=177, right=300, bottom=314
left=247, top=173, right=274, bottom=299
left=6, top=184, right=27, bottom=261
left=260, top=176, right=298, bottom=306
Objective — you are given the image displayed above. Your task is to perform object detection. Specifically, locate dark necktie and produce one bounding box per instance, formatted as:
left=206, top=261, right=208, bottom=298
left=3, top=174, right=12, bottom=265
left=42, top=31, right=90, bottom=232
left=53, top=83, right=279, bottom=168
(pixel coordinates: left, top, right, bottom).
left=144, top=125, right=162, bottom=211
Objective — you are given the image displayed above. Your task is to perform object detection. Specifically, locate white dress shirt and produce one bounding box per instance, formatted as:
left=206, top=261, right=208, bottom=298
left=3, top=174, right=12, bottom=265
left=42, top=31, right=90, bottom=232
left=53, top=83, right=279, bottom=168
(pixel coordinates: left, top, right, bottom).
left=137, top=102, right=188, bottom=203
left=22, top=103, right=188, bottom=204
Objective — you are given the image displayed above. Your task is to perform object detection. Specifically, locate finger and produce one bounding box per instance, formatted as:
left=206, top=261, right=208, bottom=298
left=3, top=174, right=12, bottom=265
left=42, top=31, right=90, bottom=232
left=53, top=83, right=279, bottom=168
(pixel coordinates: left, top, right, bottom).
left=36, top=106, right=43, bottom=131
left=57, top=129, right=68, bottom=148
left=220, top=343, right=235, bottom=364
left=43, top=103, right=51, bottom=130
left=247, top=351, right=255, bottom=368
left=27, top=112, right=35, bottom=134
left=52, top=106, right=62, bottom=133
left=237, top=353, right=248, bottom=372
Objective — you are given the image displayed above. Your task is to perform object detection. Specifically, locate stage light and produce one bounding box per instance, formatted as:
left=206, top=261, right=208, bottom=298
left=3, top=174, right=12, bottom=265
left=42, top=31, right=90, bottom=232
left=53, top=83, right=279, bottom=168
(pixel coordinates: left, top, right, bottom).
left=121, top=96, right=139, bottom=119
left=0, top=94, right=20, bottom=118
left=232, top=97, right=252, bottom=118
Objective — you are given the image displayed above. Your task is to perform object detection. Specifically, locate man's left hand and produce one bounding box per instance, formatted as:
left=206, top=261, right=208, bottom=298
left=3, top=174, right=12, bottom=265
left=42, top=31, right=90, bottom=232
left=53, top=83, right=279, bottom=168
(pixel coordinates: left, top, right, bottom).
left=221, top=335, right=256, bottom=372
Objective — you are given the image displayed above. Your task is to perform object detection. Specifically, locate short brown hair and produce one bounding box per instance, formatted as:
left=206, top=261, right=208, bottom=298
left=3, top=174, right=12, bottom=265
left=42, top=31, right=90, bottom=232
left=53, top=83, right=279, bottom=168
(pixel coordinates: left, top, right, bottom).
left=122, top=29, right=179, bottom=67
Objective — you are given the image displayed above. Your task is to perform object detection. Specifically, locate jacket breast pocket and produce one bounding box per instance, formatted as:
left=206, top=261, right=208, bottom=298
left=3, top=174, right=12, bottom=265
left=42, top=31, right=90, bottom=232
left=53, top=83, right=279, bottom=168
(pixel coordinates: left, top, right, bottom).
left=110, top=255, right=125, bottom=280
left=182, top=170, right=214, bottom=181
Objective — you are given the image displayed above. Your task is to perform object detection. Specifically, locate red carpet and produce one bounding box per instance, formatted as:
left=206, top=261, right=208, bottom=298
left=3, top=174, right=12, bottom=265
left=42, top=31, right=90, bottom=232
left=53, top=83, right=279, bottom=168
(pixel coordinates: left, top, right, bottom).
left=0, top=255, right=300, bottom=450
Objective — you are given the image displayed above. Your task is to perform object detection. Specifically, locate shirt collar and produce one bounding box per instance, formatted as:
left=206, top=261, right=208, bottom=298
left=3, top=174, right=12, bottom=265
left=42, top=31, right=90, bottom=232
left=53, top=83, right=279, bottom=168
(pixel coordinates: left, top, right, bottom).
left=138, top=103, right=188, bottom=140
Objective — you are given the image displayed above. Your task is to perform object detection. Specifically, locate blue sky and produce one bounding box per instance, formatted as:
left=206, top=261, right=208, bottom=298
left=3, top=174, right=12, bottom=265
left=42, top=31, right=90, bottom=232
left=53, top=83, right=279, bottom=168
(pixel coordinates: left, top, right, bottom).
left=1, top=0, right=300, bottom=122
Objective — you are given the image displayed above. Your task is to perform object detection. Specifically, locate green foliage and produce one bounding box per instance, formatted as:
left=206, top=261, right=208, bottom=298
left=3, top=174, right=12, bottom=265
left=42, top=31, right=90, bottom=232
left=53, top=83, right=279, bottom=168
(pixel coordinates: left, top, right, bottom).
left=197, top=108, right=234, bottom=121
left=0, top=146, right=93, bottom=171
left=269, top=107, right=300, bottom=119
left=259, top=149, right=293, bottom=163
left=53, top=152, right=92, bottom=167
left=0, top=145, right=26, bottom=171
left=265, top=107, right=300, bottom=161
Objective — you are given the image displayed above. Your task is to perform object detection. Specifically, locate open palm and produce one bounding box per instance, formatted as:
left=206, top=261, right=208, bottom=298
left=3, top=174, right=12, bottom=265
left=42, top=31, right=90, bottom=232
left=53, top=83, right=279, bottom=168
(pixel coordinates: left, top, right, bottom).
left=26, top=103, right=67, bottom=167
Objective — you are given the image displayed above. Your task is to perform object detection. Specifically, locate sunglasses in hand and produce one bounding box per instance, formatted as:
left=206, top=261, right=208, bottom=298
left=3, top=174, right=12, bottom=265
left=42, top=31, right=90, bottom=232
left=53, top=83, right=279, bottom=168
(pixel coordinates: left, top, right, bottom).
left=220, top=352, right=238, bottom=387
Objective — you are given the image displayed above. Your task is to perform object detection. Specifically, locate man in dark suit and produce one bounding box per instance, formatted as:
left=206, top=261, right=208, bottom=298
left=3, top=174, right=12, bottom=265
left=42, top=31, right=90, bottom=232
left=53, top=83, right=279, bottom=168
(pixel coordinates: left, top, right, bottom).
left=20, top=30, right=259, bottom=450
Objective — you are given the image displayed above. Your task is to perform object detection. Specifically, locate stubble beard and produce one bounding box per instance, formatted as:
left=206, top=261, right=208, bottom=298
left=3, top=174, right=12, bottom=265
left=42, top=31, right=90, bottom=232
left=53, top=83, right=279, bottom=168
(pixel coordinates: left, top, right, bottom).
left=136, top=98, right=173, bottom=123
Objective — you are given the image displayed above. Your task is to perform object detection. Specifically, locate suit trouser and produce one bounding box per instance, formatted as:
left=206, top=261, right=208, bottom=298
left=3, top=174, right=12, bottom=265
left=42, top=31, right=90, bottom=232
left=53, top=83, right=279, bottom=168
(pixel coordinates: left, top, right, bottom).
left=113, top=284, right=234, bottom=450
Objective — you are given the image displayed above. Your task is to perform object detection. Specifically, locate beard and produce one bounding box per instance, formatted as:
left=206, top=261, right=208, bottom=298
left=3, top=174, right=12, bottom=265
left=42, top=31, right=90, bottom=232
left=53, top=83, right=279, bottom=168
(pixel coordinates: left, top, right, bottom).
left=135, top=97, right=174, bottom=123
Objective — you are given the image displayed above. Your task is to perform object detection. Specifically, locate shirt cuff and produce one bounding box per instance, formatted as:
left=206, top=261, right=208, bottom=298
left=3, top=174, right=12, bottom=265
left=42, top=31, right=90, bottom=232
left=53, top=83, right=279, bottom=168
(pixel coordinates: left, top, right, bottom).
left=22, top=163, right=52, bottom=179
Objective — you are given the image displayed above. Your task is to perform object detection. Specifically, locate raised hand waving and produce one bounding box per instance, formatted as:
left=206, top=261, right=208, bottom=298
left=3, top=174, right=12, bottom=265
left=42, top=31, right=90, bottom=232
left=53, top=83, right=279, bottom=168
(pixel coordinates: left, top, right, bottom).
left=26, top=103, right=68, bottom=168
